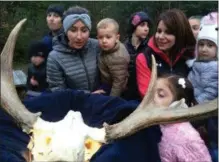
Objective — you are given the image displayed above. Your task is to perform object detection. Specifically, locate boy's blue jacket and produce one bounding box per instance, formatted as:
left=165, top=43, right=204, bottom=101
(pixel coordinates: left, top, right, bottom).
left=0, top=90, right=162, bottom=162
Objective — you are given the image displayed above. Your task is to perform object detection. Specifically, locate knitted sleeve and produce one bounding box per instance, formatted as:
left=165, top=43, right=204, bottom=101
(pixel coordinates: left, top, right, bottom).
left=136, top=53, right=151, bottom=98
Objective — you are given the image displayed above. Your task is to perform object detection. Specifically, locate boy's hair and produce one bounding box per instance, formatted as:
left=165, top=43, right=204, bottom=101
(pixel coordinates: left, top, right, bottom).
left=159, top=74, right=197, bottom=107
left=97, top=18, right=119, bottom=34
left=155, top=9, right=196, bottom=60
left=47, top=4, right=65, bottom=18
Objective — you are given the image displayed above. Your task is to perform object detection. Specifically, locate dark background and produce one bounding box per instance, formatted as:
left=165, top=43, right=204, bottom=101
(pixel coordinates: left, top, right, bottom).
left=0, top=1, right=218, bottom=65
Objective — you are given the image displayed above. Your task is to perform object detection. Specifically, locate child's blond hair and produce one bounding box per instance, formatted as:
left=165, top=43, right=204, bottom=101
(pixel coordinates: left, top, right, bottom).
left=97, top=18, right=119, bottom=34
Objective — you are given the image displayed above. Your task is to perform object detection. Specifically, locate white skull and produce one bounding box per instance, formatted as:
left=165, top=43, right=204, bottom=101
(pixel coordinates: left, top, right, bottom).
left=28, top=110, right=105, bottom=162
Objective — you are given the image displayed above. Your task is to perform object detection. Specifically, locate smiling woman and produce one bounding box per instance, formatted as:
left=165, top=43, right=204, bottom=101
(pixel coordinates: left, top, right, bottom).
left=46, top=6, right=101, bottom=93
left=135, top=8, right=196, bottom=99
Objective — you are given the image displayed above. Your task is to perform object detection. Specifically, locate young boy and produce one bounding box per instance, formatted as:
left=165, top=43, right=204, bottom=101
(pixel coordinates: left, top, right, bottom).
left=42, top=4, right=64, bottom=51
left=96, top=18, right=130, bottom=97
left=27, top=41, right=50, bottom=92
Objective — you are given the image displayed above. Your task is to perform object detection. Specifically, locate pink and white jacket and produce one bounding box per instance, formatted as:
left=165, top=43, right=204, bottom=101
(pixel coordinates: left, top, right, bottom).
left=159, top=122, right=212, bottom=162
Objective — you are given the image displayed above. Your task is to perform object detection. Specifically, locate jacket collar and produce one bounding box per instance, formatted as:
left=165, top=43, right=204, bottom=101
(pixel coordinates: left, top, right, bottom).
left=127, top=36, right=148, bottom=50
left=148, top=37, right=186, bottom=66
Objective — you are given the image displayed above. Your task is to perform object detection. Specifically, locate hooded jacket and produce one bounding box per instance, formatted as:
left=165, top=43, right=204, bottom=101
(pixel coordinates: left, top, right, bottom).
left=47, top=33, right=100, bottom=92
left=27, top=62, right=48, bottom=92
left=136, top=37, right=194, bottom=98
left=42, top=28, right=64, bottom=52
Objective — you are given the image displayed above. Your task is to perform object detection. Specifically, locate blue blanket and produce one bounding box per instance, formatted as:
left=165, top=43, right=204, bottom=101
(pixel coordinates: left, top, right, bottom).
left=0, top=90, right=162, bottom=162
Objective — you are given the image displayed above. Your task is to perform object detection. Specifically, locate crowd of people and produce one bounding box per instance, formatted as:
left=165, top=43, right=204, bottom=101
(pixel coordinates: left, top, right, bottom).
left=0, top=4, right=218, bottom=162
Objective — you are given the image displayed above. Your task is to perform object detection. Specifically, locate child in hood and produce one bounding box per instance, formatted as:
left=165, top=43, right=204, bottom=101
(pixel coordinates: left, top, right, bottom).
left=27, top=41, right=50, bottom=92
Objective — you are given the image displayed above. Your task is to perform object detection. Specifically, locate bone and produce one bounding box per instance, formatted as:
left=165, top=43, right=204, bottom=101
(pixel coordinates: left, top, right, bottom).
left=1, top=19, right=41, bottom=133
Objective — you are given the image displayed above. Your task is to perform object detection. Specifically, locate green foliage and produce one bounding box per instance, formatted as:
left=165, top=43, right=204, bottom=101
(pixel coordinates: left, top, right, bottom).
left=0, top=1, right=218, bottom=64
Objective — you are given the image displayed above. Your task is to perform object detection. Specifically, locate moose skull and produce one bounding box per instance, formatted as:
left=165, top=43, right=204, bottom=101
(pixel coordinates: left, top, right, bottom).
left=28, top=111, right=105, bottom=161
left=1, top=19, right=218, bottom=162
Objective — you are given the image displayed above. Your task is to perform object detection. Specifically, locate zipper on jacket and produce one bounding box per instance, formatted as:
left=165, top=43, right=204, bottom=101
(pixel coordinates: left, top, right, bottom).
left=79, top=54, right=91, bottom=91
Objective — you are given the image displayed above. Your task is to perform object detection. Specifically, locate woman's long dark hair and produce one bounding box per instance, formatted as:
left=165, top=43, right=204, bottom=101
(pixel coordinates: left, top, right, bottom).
left=155, top=9, right=196, bottom=61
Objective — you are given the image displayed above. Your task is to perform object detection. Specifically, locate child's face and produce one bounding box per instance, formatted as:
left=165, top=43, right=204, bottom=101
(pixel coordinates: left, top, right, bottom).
left=155, top=20, right=176, bottom=53
left=154, top=78, right=174, bottom=107
left=198, top=39, right=217, bottom=60
left=46, top=12, right=62, bottom=31
left=189, top=18, right=200, bottom=39
left=134, top=21, right=149, bottom=39
left=97, top=24, right=120, bottom=51
left=31, top=56, right=45, bottom=66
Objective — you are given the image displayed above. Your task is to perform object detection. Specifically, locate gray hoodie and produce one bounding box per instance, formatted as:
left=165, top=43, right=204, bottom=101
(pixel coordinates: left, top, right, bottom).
left=47, top=33, right=100, bottom=92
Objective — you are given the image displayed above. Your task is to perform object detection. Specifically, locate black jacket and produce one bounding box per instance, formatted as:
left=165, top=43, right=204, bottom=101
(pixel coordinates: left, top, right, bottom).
left=122, top=37, right=149, bottom=101
left=27, top=62, right=48, bottom=92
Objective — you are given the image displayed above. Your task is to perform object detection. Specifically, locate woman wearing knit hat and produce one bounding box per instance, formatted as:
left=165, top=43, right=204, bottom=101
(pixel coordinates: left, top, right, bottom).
left=47, top=6, right=100, bottom=93
left=122, top=11, right=152, bottom=101
left=41, top=4, right=64, bottom=52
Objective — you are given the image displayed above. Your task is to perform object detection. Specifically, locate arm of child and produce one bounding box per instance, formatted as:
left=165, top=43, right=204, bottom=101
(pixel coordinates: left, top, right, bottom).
left=46, top=53, right=66, bottom=91
left=110, top=55, right=130, bottom=97
left=136, top=53, right=151, bottom=98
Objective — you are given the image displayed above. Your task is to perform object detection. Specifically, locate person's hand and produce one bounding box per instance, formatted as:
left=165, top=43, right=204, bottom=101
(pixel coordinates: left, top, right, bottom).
left=92, top=89, right=106, bottom=94
left=30, top=77, right=39, bottom=86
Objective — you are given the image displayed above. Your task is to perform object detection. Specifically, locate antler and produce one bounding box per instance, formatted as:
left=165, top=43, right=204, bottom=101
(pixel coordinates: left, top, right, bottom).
left=0, top=19, right=105, bottom=162
left=104, top=55, right=218, bottom=142
left=1, top=19, right=41, bottom=133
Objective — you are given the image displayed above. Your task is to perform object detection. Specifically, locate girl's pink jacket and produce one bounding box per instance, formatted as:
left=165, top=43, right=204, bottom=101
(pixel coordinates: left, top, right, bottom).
left=159, top=122, right=212, bottom=162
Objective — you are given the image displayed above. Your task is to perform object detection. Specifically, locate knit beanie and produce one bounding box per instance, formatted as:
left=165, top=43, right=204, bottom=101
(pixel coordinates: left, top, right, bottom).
left=47, top=4, right=64, bottom=17
left=198, top=12, right=218, bottom=47
left=28, top=41, right=50, bottom=60
left=128, top=11, right=152, bottom=34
